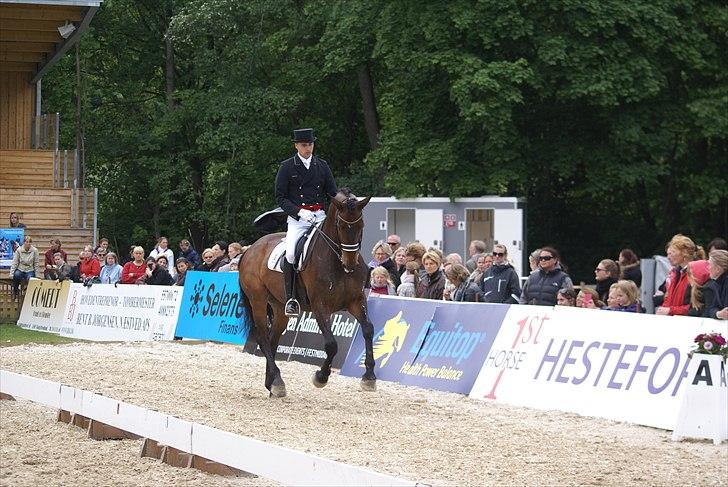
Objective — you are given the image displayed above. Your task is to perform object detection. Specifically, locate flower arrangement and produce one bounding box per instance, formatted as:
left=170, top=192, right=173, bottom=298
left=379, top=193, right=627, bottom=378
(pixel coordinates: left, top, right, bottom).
left=691, top=332, right=728, bottom=360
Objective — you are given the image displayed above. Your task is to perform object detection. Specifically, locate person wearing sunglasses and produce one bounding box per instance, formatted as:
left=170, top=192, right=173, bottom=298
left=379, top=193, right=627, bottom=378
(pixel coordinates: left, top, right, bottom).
left=594, top=259, right=620, bottom=303
left=478, top=244, right=521, bottom=303
left=386, top=234, right=401, bottom=253
left=196, top=248, right=215, bottom=272
left=519, top=246, right=573, bottom=306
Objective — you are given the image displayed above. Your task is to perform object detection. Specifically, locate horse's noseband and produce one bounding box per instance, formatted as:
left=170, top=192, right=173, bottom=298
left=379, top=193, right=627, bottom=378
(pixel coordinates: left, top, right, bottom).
left=337, top=213, right=363, bottom=254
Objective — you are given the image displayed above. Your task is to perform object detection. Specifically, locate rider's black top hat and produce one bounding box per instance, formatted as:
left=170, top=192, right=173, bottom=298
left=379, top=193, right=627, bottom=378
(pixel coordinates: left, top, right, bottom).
left=293, top=128, right=316, bottom=143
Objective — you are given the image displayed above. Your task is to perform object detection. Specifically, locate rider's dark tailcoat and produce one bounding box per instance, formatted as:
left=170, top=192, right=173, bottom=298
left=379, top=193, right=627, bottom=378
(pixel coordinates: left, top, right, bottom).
left=275, top=154, right=338, bottom=219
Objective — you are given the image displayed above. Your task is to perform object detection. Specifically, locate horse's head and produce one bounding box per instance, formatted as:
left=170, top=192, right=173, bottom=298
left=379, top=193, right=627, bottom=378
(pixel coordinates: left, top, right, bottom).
left=331, top=188, right=371, bottom=272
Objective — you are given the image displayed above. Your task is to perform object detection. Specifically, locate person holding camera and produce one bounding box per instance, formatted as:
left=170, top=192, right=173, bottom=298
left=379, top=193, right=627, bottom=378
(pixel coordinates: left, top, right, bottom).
left=43, top=239, right=67, bottom=279
left=143, top=256, right=174, bottom=285
left=46, top=252, right=71, bottom=281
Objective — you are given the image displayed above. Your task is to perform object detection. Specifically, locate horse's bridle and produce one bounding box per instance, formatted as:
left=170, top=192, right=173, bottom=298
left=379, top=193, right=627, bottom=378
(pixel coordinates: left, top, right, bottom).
left=310, top=210, right=363, bottom=272
left=336, top=212, right=363, bottom=254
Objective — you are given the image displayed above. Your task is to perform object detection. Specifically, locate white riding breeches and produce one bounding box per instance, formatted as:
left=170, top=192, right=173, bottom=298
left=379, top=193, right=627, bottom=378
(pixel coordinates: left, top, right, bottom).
left=285, top=210, right=326, bottom=264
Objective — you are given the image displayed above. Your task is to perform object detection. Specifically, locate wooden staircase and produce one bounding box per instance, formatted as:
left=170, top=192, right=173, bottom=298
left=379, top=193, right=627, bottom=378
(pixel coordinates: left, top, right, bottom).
left=0, top=149, right=97, bottom=319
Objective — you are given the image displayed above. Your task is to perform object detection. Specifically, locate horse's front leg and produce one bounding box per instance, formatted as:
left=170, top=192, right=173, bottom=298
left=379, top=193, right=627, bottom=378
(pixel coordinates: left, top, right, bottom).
left=311, top=306, right=337, bottom=388
left=349, top=295, right=377, bottom=391
left=265, top=302, right=289, bottom=397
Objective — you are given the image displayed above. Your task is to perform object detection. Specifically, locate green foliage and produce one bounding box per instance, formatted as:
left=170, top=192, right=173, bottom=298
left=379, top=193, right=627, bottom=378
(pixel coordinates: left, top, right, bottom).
left=42, top=0, right=727, bottom=282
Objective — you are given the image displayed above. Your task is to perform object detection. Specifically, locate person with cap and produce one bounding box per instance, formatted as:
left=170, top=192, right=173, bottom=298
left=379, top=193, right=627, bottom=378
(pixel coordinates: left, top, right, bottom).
left=275, top=128, right=338, bottom=316
left=43, top=239, right=67, bottom=279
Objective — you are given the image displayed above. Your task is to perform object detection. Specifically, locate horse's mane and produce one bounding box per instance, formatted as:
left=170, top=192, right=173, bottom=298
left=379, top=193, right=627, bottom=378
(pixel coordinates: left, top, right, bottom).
left=335, top=187, right=358, bottom=213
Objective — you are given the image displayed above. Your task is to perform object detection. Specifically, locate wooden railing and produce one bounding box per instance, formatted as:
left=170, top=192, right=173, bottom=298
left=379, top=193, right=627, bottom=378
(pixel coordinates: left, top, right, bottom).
left=0, top=150, right=55, bottom=188
left=31, top=113, right=59, bottom=151
left=0, top=149, right=83, bottom=189
left=0, top=187, right=96, bottom=231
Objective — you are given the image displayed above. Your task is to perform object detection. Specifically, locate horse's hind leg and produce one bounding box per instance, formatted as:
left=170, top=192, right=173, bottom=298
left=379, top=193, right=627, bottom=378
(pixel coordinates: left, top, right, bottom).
left=311, top=307, right=337, bottom=388
left=349, top=296, right=377, bottom=391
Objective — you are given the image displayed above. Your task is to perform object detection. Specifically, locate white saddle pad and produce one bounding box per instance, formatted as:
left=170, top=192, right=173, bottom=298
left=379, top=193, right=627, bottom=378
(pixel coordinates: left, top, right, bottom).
left=267, top=227, right=319, bottom=273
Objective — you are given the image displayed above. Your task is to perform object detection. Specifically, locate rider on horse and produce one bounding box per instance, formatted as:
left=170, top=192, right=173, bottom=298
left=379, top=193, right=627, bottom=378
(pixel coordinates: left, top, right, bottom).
left=275, top=128, right=338, bottom=316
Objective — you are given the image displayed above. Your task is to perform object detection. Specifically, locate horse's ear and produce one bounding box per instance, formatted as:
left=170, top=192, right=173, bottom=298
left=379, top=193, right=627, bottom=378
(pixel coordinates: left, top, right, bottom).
left=357, top=196, right=371, bottom=211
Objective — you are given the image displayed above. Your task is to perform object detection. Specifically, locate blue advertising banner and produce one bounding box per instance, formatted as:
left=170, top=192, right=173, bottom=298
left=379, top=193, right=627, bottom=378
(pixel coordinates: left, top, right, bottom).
left=340, top=296, right=510, bottom=394
left=0, top=228, right=25, bottom=269
left=175, top=271, right=252, bottom=344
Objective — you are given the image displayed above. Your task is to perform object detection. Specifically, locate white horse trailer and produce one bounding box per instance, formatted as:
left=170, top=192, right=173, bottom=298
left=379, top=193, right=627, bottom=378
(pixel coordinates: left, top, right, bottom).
left=361, top=197, right=527, bottom=277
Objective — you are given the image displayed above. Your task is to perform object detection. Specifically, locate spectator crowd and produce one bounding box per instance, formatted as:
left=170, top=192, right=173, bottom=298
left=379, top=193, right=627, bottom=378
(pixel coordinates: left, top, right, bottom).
left=363, top=233, right=727, bottom=321
left=7, top=211, right=728, bottom=320
left=7, top=211, right=247, bottom=300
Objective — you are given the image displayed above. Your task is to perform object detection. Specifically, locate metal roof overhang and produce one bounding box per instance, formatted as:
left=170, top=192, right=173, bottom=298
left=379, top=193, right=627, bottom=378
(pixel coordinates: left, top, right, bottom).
left=0, top=0, right=101, bottom=84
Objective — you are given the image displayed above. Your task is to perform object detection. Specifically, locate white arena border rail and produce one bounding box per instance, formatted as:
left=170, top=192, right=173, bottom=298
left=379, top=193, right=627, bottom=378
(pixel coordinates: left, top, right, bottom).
left=0, top=369, right=419, bottom=487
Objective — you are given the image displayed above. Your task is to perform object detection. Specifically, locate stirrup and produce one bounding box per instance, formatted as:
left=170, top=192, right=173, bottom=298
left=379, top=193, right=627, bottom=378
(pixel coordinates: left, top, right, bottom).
left=284, top=298, right=300, bottom=317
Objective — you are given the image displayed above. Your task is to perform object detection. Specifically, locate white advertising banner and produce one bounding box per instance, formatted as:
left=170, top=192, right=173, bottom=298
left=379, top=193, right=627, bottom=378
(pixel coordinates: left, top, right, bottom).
left=60, top=284, right=182, bottom=341
left=469, top=305, right=728, bottom=430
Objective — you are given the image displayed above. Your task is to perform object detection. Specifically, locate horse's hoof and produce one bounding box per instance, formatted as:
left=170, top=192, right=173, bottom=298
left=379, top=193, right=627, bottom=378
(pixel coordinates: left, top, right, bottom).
left=269, top=384, right=287, bottom=398
left=312, top=371, right=328, bottom=388
left=360, top=379, right=377, bottom=392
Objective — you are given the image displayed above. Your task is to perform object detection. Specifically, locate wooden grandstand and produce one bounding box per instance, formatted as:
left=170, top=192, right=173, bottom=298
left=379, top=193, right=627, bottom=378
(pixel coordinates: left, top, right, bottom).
left=1, top=0, right=101, bottom=319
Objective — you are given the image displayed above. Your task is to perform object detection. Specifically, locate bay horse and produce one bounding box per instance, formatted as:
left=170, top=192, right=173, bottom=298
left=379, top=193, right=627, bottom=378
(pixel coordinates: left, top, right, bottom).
left=238, top=189, right=376, bottom=397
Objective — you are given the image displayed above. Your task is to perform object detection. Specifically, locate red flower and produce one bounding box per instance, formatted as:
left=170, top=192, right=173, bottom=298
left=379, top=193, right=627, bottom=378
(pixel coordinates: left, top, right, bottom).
left=713, top=334, right=726, bottom=346
left=694, top=334, right=705, bottom=342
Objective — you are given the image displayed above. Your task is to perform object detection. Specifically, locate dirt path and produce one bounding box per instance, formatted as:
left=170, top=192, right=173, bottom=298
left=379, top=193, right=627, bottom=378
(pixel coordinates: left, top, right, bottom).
left=1, top=341, right=726, bottom=486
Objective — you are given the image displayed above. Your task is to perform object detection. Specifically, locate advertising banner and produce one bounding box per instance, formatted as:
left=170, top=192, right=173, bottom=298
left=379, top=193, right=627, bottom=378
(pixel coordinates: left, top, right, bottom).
left=244, top=310, right=360, bottom=369
left=671, top=354, right=728, bottom=443
left=0, top=227, right=24, bottom=268
left=175, top=271, right=252, bottom=344
left=468, top=305, right=728, bottom=430
left=60, top=284, right=182, bottom=341
left=340, top=295, right=509, bottom=393
left=17, top=279, right=71, bottom=333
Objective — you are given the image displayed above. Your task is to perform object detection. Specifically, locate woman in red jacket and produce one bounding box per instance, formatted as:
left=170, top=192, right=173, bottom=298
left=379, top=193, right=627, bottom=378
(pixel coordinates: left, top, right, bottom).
left=121, top=246, right=146, bottom=284
left=79, top=249, right=101, bottom=281
left=656, top=234, right=706, bottom=316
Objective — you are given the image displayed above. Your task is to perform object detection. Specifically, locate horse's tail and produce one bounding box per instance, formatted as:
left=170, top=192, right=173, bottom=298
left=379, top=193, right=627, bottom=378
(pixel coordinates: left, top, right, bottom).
left=240, top=290, right=256, bottom=338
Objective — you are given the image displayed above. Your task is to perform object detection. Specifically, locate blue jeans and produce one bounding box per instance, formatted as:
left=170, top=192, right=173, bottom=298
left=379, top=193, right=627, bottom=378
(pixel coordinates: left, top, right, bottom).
left=12, top=270, right=35, bottom=294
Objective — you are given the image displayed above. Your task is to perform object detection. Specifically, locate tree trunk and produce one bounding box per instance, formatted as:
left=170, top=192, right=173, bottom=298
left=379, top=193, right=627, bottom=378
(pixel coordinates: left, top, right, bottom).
left=152, top=204, right=160, bottom=240
left=165, top=35, right=177, bottom=109
left=75, top=43, right=85, bottom=187
left=188, top=155, right=206, bottom=251
left=357, top=63, right=379, bottom=150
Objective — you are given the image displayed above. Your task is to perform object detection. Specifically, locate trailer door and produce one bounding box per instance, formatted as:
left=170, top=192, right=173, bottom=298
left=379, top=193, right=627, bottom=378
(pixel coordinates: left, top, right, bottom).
left=415, top=209, right=443, bottom=250
left=493, top=208, right=523, bottom=277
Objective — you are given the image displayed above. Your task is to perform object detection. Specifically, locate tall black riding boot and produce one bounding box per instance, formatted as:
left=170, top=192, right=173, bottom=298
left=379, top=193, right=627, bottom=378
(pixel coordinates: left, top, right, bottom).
left=282, top=260, right=300, bottom=316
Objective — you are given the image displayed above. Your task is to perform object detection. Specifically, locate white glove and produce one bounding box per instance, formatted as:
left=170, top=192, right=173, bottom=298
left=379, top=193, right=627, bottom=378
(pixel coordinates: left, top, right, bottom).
left=298, top=209, right=315, bottom=223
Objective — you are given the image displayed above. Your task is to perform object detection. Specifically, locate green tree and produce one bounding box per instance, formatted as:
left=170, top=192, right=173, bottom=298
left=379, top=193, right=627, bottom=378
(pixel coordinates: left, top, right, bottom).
left=42, top=0, right=726, bottom=282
